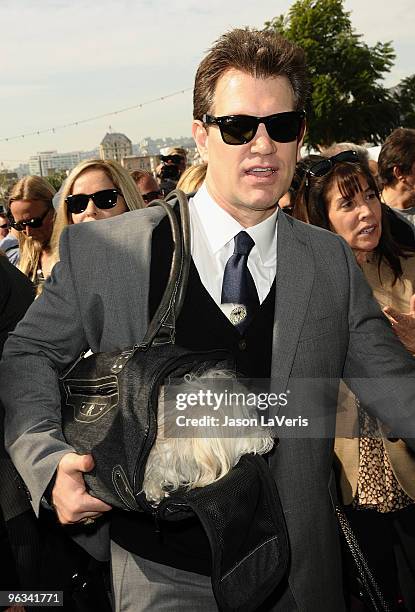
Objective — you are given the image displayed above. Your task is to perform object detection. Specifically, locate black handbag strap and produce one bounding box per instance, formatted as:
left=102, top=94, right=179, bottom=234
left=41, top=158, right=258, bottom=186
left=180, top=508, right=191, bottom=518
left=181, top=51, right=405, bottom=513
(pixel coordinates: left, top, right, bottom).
left=142, top=189, right=191, bottom=347
left=335, top=505, right=391, bottom=612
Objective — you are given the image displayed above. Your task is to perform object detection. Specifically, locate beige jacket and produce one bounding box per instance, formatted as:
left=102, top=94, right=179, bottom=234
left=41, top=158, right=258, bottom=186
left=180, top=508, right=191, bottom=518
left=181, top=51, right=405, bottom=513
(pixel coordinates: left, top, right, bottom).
left=335, top=253, right=415, bottom=504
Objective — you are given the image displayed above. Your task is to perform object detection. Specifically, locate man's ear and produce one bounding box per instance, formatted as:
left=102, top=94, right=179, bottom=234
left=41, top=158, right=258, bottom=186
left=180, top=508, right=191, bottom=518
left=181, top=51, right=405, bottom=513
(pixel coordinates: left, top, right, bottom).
left=296, top=120, right=306, bottom=162
left=393, top=165, right=405, bottom=182
left=192, top=120, right=209, bottom=163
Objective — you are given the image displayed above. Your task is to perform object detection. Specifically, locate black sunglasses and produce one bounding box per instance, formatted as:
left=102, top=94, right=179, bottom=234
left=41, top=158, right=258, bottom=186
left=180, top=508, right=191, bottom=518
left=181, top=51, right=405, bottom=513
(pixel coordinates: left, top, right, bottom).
left=202, top=110, right=305, bottom=145
left=0, top=223, right=8, bottom=229
left=160, top=155, right=184, bottom=164
left=141, top=190, right=163, bottom=204
left=10, top=207, right=52, bottom=232
left=65, top=189, right=121, bottom=214
left=306, top=150, right=359, bottom=181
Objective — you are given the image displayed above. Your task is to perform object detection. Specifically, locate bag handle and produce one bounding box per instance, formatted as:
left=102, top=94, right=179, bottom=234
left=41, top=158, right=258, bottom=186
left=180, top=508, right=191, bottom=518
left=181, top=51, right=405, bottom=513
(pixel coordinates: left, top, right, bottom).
left=142, top=189, right=191, bottom=346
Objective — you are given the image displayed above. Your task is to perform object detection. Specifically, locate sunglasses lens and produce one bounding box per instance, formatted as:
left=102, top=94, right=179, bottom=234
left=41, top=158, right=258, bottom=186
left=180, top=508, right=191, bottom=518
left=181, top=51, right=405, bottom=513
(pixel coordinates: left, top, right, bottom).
left=66, top=195, right=89, bottom=214
left=92, top=189, right=119, bottom=209
left=220, top=117, right=256, bottom=145
left=334, top=151, right=358, bottom=163
left=309, top=160, right=331, bottom=177
left=28, top=218, right=43, bottom=229
left=267, top=112, right=303, bottom=143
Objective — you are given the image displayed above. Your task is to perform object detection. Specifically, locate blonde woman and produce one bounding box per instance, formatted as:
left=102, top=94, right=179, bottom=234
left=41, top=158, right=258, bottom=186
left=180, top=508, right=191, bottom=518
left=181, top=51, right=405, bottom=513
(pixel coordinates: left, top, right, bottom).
left=176, top=162, right=207, bottom=194
left=8, top=176, right=56, bottom=294
left=50, top=159, right=144, bottom=266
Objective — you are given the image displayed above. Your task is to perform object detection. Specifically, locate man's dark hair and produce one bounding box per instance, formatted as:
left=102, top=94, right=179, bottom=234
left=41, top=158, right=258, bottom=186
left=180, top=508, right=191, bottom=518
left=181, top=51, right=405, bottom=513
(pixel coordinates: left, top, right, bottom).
left=378, top=128, right=415, bottom=187
left=193, top=28, right=309, bottom=120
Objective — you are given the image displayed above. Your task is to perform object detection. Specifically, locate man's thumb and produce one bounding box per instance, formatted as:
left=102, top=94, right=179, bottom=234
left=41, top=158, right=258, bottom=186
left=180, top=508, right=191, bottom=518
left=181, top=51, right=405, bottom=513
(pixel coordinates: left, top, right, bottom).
left=77, top=453, right=95, bottom=473
left=62, top=453, right=95, bottom=474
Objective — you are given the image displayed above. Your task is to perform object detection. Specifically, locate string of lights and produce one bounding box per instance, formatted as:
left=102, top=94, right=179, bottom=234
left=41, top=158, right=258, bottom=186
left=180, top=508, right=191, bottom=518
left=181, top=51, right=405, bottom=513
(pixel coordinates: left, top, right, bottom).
left=0, top=87, right=192, bottom=144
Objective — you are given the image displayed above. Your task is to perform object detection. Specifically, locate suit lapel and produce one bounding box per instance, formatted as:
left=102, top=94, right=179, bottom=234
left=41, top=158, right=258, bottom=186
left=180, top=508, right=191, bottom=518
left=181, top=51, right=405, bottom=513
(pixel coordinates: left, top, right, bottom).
left=271, top=213, right=315, bottom=389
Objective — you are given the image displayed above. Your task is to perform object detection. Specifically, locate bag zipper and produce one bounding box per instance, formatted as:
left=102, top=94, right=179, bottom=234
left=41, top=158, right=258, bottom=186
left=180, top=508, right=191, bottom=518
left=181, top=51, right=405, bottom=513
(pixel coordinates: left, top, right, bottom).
left=66, top=382, right=118, bottom=396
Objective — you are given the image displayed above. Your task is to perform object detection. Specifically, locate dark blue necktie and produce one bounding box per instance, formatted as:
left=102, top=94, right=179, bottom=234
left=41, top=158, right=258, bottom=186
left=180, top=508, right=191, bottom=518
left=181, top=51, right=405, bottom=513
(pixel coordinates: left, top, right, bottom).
left=221, top=231, right=260, bottom=332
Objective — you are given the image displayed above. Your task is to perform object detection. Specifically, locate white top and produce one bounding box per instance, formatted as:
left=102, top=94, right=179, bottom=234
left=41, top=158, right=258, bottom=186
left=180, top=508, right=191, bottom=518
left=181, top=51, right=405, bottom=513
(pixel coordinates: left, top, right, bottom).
left=189, top=183, right=278, bottom=322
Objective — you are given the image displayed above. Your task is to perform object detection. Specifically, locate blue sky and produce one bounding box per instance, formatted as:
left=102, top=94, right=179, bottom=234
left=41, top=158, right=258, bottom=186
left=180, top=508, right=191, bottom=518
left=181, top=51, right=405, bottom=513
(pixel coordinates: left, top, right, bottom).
left=1, top=0, right=414, bottom=168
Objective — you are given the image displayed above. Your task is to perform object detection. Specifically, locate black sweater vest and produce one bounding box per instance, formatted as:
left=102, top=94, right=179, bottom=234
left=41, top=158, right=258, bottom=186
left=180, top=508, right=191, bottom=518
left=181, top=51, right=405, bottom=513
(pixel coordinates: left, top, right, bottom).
left=111, top=215, right=276, bottom=574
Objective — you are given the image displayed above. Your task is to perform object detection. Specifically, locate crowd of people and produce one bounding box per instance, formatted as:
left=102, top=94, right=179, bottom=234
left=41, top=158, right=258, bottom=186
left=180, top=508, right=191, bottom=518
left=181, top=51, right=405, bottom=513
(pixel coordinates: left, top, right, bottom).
left=1, top=25, right=415, bottom=612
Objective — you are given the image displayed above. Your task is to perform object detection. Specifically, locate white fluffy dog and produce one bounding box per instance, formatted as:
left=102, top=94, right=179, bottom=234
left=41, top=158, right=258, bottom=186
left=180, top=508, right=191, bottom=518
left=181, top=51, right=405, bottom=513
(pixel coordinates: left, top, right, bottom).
left=143, top=369, right=274, bottom=504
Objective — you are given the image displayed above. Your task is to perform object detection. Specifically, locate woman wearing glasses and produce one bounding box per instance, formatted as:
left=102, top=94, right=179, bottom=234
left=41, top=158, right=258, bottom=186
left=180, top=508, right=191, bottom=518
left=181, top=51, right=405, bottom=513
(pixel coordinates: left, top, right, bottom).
left=8, top=176, right=57, bottom=294
left=53, top=158, right=143, bottom=225
left=50, top=159, right=144, bottom=266
left=295, top=151, right=415, bottom=610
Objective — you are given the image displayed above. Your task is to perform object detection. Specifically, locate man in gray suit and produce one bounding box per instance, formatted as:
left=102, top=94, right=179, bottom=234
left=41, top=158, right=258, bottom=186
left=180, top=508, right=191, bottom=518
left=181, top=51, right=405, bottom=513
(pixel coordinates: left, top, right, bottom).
left=1, top=28, right=415, bottom=611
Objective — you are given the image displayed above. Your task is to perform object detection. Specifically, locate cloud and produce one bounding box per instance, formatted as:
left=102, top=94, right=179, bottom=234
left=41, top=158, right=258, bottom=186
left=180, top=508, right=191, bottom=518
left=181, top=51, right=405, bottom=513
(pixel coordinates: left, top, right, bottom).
left=345, top=0, right=414, bottom=44
left=1, top=0, right=414, bottom=165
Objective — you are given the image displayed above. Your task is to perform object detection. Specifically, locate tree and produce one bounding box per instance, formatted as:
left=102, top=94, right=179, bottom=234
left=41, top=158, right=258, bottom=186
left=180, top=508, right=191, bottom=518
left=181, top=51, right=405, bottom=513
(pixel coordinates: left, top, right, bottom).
left=46, top=170, right=67, bottom=192
left=264, top=0, right=399, bottom=147
left=393, top=75, right=415, bottom=128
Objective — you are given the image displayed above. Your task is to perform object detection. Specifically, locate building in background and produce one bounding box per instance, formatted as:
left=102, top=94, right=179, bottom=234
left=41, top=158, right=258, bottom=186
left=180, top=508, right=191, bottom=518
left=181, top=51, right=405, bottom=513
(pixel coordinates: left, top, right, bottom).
left=100, top=132, right=132, bottom=162
left=14, top=163, right=30, bottom=178
left=121, top=155, right=160, bottom=175
left=6, top=136, right=199, bottom=181
left=28, top=149, right=99, bottom=177
left=135, top=136, right=195, bottom=156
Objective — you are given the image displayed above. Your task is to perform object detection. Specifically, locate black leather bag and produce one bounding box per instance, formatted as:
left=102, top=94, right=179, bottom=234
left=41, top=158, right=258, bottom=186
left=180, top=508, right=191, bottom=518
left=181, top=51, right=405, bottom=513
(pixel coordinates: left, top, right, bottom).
left=60, top=190, right=289, bottom=611
left=60, top=191, right=230, bottom=510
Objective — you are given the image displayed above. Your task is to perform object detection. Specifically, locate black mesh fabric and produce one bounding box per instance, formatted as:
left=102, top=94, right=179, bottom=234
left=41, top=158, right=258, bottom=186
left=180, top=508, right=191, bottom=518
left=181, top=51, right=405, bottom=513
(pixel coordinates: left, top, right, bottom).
left=169, top=454, right=289, bottom=612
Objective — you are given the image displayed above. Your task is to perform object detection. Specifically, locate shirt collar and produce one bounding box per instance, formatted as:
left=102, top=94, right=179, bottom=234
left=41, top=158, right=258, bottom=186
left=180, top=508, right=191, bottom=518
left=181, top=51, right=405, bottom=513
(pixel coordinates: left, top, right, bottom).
left=191, top=182, right=278, bottom=263
left=247, top=209, right=278, bottom=265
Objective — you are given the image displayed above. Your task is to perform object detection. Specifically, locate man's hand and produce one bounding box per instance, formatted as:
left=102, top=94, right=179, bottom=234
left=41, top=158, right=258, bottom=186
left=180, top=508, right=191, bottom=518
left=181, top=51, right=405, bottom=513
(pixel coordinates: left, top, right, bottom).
left=51, top=452, right=112, bottom=525
left=383, top=294, right=415, bottom=355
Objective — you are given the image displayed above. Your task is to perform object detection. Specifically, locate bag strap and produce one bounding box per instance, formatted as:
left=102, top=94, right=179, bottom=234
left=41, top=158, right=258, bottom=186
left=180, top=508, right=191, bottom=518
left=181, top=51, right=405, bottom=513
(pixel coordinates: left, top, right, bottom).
left=335, top=505, right=391, bottom=612
left=142, top=189, right=191, bottom=347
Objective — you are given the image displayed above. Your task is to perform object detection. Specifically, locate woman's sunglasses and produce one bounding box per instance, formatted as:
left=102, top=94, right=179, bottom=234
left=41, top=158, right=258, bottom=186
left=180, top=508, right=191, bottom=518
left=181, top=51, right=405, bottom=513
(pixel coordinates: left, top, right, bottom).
left=202, top=110, right=305, bottom=145
left=306, top=150, right=359, bottom=181
left=159, top=155, right=184, bottom=165
left=65, top=189, right=121, bottom=214
left=9, top=207, right=52, bottom=232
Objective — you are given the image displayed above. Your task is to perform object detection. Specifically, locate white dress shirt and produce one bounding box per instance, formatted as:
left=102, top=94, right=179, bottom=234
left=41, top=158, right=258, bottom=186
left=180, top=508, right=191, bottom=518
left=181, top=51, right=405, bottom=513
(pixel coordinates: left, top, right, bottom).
left=189, top=183, right=278, bottom=323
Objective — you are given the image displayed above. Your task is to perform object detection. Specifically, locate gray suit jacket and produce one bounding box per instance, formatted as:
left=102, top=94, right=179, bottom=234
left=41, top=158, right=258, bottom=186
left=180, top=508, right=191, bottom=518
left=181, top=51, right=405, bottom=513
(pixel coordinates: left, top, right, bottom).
left=1, top=206, right=415, bottom=611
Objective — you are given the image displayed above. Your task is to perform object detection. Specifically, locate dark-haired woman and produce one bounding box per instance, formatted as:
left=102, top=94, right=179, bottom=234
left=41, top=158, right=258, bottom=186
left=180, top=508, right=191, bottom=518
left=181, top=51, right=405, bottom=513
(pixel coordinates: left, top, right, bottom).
left=278, top=154, right=321, bottom=216
left=295, top=151, right=415, bottom=611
